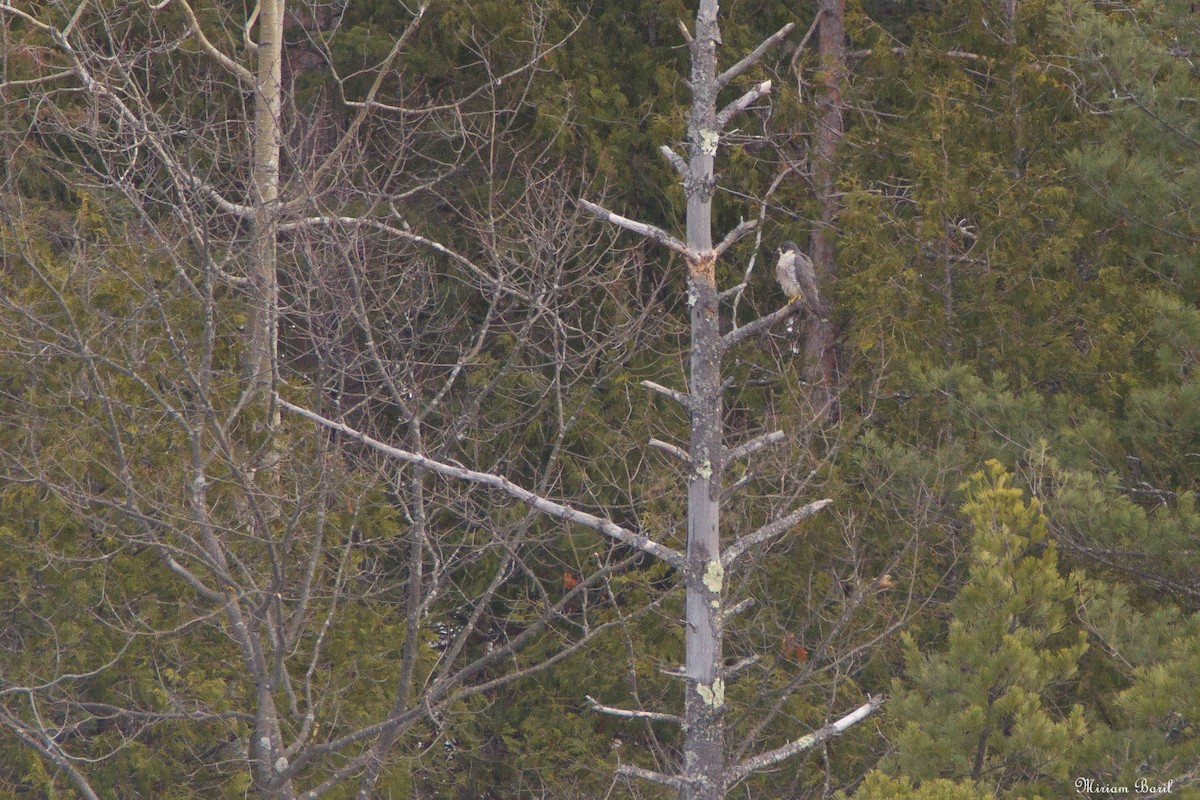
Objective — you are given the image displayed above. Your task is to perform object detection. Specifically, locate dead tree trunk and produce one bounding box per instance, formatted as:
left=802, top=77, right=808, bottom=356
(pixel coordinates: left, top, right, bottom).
left=680, top=3, right=726, bottom=797
left=579, top=2, right=880, bottom=798
left=273, top=1, right=882, bottom=796
left=803, top=0, right=846, bottom=411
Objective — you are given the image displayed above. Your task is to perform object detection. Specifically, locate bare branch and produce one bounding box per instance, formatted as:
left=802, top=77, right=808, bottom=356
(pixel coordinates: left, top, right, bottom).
left=722, top=499, right=832, bottom=567
left=0, top=7, right=254, bottom=217
left=712, top=218, right=758, bottom=260
left=242, top=3, right=259, bottom=53
left=641, top=379, right=689, bottom=407
left=718, top=281, right=747, bottom=300
left=846, top=46, right=993, bottom=63
left=722, top=597, right=755, bottom=621
left=586, top=696, right=682, bottom=725
left=724, top=430, right=784, bottom=463
left=649, top=438, right=690, bottom=464
left=617, top=763, right=687, bottom=789
left=277, top=398, right=685, bottom=568
left=722, top=297, right=806, bottom=351
left=293, top=591, right=670, bottom=792
left=578, top=199, right=694, bottom=258
left=721, top=473, right=751, bottom=501
left=338, top=9, right=582, bottom=117
left=303, top=5, right=429, bottom=193
left=0, top=641, right=133, bottom=699
left=716, top=80, right=772, bottom=130
left=717, top=23, right=794, bottom=88
left=156, top=0, right=254, bottom=83
left=730, top=165, right=794, bottom=324
left=725, top=696, right=885, bottom=787
left=661, top=145, right=690, bottom=178
left=0, top=3, right=54, bottom=32
left=788, top=8, right=825, bottom=76
left=0, top=69, right=76, bottom=90
left=0, top=711, right=102, bottom=800
left=278, top=214, right=534, bottom=302
left=61, top=0, right=88, bottom=36
left=721, top=654, right=760, bottom=680
left=677, top=18, right=694, bottom=44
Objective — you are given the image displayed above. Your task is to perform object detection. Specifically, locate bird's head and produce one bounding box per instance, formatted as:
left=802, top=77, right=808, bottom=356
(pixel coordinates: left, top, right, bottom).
left=778, top=240, right=799, bottom=255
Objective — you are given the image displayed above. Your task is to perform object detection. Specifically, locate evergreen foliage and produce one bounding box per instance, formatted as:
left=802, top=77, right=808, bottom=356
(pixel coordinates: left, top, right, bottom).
left=880, top=464, right=1088, bottom=798
left=2, top=0, right=1200, bottom=796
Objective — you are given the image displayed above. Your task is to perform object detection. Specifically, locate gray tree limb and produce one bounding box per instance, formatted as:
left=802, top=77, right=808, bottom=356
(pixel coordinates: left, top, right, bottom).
left=722, top=499, right=832, bottom=568
left=717, top=23, right=794, bottom=87
left=724, top=696, right=884, bottom=787
left=578, top=199, right=694, bottom=258
left=277, top=398, right=685, bottom=568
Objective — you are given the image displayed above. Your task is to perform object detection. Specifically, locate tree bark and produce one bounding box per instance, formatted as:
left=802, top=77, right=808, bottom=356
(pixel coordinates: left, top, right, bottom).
left=682, top=3, right=726, bottom=798
left=803, top=0, right=846, bottom=410
left=247, top=0, right=284, bottom=397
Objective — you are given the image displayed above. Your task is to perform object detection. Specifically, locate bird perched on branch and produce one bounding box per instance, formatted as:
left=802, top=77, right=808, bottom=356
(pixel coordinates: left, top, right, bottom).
left=775, top=240, right=818, bottom=310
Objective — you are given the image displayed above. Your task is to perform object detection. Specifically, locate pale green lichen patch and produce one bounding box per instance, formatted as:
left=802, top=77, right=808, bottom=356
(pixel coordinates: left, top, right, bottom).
left=700, top=129, right=720, bottom=155
left=697, top=677, right=725, bottom=708
left=696, top=459, right=713, bottom=479
left=703, top=559, right=724, bottom=593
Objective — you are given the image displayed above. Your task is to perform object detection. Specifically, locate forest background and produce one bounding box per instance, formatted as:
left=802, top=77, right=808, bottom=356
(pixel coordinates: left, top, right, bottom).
left=0, top=0, right=1198, bottom=798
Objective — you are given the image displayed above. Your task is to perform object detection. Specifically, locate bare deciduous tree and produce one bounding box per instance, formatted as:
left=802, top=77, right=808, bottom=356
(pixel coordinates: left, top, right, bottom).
left=0, top=0, right=891, bottom=798
left=0, top=2, right=665, bottom=798
left=283, top=1, right=883, bottom=798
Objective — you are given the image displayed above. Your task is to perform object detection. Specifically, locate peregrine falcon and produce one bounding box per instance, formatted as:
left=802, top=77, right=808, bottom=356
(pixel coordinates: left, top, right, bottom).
left=775, top=241, right=818, bottom=308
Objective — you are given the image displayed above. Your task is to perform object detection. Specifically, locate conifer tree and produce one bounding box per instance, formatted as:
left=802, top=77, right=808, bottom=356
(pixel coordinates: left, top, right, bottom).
left=1075, top=579, right=1200, bottom=795
left=879, top=463, right=1088, bottom=798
